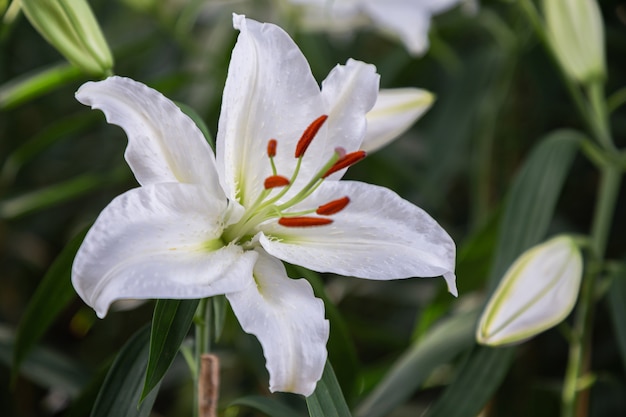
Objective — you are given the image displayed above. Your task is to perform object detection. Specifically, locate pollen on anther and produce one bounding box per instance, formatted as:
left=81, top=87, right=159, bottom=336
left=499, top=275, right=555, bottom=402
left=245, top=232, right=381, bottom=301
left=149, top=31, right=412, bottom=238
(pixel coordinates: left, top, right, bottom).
left=267, top=139, right=278, bottom=158
left=278, top=216, right=333, bottom=227
left=264, top=175, right=290, bottom=189
left=316, top=196, right=350, bottom=215
left=323, top=150, right=367, bottom=178
left=295, top=115, right=328, bottom=158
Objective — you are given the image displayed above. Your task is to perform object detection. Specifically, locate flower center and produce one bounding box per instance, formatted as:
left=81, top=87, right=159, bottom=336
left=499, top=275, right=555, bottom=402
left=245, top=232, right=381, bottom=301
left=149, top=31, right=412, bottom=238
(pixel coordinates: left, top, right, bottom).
left=222, top=115, right=366, bottom=245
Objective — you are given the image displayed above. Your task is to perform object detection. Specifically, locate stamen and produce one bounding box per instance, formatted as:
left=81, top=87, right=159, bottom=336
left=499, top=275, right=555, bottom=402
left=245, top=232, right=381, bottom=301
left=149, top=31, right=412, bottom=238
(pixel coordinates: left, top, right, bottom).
left=264, top=175, right=290, bottom=189
left=295, top=115, right=328, bottom=158
left=316, top=196, right=350, bottom=215
left=267, top=139, right=277, bottom=158
left=323, top=150, right=367, bottom=178
left=279, top=216, right=333, bottom=227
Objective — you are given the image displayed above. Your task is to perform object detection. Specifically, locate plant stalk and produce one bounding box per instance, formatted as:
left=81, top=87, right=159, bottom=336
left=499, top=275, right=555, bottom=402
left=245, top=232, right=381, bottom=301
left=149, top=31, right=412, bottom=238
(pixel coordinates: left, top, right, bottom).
left=561, top=165, right=622, bottom=417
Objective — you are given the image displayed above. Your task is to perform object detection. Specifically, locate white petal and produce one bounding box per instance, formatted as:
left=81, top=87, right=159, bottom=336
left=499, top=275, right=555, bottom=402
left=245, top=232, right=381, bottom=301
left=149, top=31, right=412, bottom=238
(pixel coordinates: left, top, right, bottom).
left=259, top=181, right=456, bottom=292
left=216, top=14, right=324, bottom=207
left=477, top=236, right=583, bottom=346
left=361, top=0, right=433, bottom=55
left=226, top=250, right=329, bottom=396
left=76, top=76, right=222, bottom=196
left=72, top=183, right=256, bottom=318
left=363, top=88, right=434, bottom=153
left=320, top=58, right=379, bottom=155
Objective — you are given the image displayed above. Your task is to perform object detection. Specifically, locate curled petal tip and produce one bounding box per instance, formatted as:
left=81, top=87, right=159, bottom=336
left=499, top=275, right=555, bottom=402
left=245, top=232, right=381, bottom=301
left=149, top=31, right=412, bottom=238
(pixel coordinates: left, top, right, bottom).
left=444, top=272, right=458, bottom=297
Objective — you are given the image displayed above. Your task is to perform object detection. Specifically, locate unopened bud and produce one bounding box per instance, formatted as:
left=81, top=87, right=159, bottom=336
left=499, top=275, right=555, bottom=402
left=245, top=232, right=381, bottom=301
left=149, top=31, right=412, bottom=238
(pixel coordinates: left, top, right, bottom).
left=21, top=0, right=114, bottom=76
left=477, top=235, right=583, bottom=346
left=543, top=0, right=605, bottom=83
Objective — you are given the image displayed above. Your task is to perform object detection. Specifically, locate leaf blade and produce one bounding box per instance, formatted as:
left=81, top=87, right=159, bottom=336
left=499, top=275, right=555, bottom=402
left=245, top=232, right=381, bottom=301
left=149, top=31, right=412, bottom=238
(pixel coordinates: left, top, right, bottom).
left=141, top=298, right=200, bottom=402
left=306, top=361, right=352, bottom=417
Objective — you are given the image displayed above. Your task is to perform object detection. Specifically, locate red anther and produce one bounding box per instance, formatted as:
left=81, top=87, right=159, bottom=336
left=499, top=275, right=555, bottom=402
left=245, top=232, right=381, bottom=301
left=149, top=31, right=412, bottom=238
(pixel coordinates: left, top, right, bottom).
left=267, top=139, right=278, bottom=158
left=316, top=196, right=350, bottom=215
left=264, top=175, right=290, bottom=189
left=295, top=115, right=328, bottom=158
left=278, top=217, right=333, bottom=227
left=323, top=150, right=367, bottom=178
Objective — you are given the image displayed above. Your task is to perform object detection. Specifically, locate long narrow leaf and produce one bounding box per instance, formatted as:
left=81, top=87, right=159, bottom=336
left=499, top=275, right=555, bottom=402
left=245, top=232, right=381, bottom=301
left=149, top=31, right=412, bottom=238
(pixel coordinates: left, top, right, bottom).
left=425, top=346, right=515, bottom=417
left=488, top=129, right=582, bottom=290
left=424, top=129, right=581, bottom=417
left=141, top=299, right=199, bottom=402
left=12, top=227, right=88, bottom=379
left=355, top=312, right=478, bottom=417
left=230, top=395, right=303, bottom=417
left=91, top=326, right=159, bottom=417
left=306, top=361, right=351, bottom=417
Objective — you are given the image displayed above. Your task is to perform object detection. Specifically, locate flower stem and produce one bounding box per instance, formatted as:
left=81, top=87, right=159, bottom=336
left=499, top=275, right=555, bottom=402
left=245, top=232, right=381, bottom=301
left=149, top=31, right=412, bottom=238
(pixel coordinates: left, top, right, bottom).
left=561, top=165, right=622, bottom=417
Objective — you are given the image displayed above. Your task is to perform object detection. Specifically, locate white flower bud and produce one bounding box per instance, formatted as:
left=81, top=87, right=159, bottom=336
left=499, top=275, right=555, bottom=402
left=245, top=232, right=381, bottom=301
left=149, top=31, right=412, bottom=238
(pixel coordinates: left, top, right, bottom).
left=543, top=0, right=606, bottom=83
left=21, top=0, right=113, bottom=76
left=477, top=235, right=583, bottom=346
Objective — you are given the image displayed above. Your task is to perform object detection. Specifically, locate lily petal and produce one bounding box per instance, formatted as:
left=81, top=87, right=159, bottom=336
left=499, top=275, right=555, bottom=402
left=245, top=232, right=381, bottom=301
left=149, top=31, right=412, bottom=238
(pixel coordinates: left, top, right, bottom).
left=72, top=183, right=256, bottom=318
left=217, top=14, right=324, bottom=208
left=226, top=250, right=329, bottom=396
left=363, top=88, right=434, bottom=153
left=259, top=180, right=456, bottom=293
left=361, top=0, right=433, bottom=55
left=320, top=58, right=379, bottom=156
left=76, top=77, right=222, bottom=195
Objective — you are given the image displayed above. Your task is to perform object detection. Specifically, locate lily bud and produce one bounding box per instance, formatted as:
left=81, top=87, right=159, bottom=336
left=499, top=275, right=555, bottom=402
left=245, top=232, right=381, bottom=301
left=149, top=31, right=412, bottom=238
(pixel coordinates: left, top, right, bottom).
left=363, top=88, right=434, bottom=153
left=21, top=0, right=113, bottom=76
left=477, top=235, right=583, bottom=346
left=543, top=0, right=606, bottom=83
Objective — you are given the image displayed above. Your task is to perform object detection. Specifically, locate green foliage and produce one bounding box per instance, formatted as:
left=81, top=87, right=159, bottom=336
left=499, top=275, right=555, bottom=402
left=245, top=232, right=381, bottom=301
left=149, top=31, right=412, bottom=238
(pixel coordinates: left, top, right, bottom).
left=141, top=299, right=199, bottom=402
left=2, top=1, right=626, bottom=417
left=306, top=361, right=352, bottom=417
left=11, top=227, right=87, bottom=378
left=91, top=326, right=159, bottom=417
left=355, top=312, right=478, bottom=417
left=229, top=395, right=302, bottom=417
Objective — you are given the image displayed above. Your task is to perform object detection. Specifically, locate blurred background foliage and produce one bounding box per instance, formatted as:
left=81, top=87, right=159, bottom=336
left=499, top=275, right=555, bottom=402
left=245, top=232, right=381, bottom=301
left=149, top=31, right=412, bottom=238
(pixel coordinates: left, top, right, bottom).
left=1, top=0, right=626, bottom=416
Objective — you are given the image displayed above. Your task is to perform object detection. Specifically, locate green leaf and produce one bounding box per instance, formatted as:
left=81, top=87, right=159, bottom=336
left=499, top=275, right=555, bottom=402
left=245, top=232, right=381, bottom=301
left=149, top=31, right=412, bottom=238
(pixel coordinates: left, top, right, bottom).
left=141, top=299, right=199, bottom=402
left=211, top=295, right=228, bottom=341
left=422, top=130, right=581, bottom=417
left=1, top=111, right=99, bottom=184
left=0, top=62, right=83, bottom=109
left=488, top=129, right=582, bottom=291
left=0, top=168, right=128, bottom=219
left=91, top=326, right=159, bottom=417
left=355, top=312, right=479, bottom=417
left=176, top=101, right=215, bottom=150
left=306, top=361, right=351, bottom=417
left=0, top=325, right=90, bottom=397
left=425, top=346, right=515, bottom=417
left=12, top=227, right=88, bottom=379
left=230, top=395, right=303, bottom=417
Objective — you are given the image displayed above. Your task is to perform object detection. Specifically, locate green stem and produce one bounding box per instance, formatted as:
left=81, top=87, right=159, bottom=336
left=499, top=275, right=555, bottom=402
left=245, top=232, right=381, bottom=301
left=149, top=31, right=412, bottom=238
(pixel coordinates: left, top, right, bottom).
left=561, top=165, right=622, bottom=417
left=193, top=298, right=211, bottom=417
left=586, top=81, right=615, bottom=151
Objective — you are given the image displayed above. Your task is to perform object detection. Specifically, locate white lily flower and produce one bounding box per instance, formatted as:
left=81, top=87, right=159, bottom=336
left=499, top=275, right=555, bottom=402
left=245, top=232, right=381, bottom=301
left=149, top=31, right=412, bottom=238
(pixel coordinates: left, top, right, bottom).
left=476, top=235, right=583, bottom=346
left=288, top=0, right=471, bottom=56
left=363, top=88, right=434, bottom=152
left=72, top=14, right=456, bottom=396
